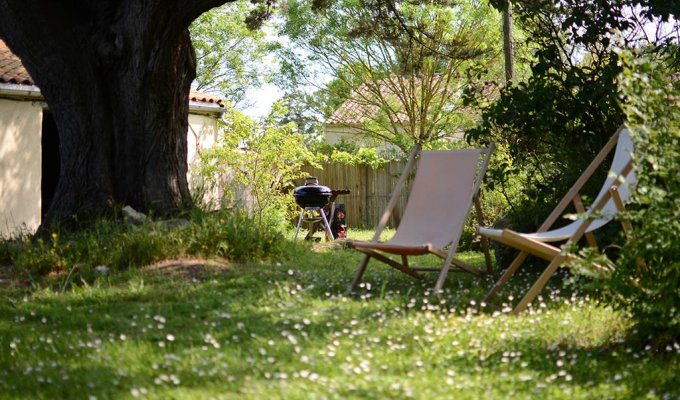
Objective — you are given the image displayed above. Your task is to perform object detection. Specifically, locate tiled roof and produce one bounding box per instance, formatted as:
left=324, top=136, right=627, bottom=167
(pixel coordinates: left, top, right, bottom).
left=0, top=40, right=223, bottom=106
left=189, top=90, right=223, bottom=106
left=0, top=40, right=34, bottom=85
left=327, top=78, right=434, bottom=126
left=327, top=84, right=384, bottom=125
left=327, top=76, right=497, bottom=128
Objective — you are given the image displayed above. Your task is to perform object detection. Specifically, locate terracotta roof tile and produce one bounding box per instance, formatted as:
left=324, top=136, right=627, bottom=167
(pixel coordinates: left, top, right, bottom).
left=0, top=40, right=224, bottom=106
left=327, top=76, right=497, bottom=128
left=327, top=78, right=433, bottom=126
left=189, top=90, right=223, bottom=106
left=0, top=40, right=34, bottom=85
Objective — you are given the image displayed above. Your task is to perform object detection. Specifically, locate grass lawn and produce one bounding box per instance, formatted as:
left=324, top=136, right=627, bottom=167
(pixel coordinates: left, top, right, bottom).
left=1, top=229, right=678, bottom=399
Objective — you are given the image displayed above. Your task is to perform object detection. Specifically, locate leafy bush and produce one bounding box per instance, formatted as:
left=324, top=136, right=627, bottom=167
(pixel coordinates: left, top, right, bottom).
left=11, top=221, right=179, bottom=280
left=13, top=234, right=69, bottom=276
left=185, top=210, right=290, bottom=263
left=310, top=139, right=394, bottom=168
left=603, top=51, right=680, bottom=343
left=466, top=1, right=679, bottom=268
left=198, top=102, right=317, bottom=231
left=5, top=209, right=296, bottom=282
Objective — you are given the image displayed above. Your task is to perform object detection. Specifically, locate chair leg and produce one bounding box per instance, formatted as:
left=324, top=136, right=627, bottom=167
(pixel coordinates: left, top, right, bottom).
left=434, top=262, right=450, bottom=293
left=609, top=186, right=646, bottom=270
left=349, top=254, right=371, bottom=293
left=482, top=251, right=529, bottom=303
left=609, top=187, right=635, bottom=240
left=319, top=208, right=334, bottom=241
left=511, top=254, right=565, bottom=314
left=473, top=196, right=494, bottom=274
left=572, top=195, right=599, bottom=249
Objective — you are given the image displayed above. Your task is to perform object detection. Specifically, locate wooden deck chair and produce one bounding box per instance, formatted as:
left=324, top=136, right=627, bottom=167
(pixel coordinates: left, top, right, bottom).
left=479, top=125, right=636, bottom=314
left=348, top=144, right=495, bottom=293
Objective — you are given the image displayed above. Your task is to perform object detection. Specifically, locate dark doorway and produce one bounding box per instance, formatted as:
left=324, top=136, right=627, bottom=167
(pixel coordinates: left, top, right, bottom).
left=41, top=111, right=60, bottom=219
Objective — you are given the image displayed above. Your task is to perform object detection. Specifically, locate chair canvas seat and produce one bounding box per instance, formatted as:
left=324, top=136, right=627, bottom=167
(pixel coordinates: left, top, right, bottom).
left=348, top=146, right=494, bottom=293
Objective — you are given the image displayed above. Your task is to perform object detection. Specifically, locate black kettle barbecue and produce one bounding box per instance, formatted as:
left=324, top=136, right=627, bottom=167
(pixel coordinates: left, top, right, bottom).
left=293, top=177, right=335, bottom=241
left=293, top=177, right=333, bottom=208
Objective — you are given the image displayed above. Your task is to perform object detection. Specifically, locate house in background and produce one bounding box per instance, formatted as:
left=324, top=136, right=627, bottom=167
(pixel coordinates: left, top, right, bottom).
left=0, top=40, right=224, bottom=237
left=324, top=85, right=400, bottom=153
left=324, top=80, right=469, bottom=154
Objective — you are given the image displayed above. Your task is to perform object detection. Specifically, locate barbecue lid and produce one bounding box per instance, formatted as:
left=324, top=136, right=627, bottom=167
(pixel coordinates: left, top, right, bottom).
left=293, top=177, right=332, bottom=197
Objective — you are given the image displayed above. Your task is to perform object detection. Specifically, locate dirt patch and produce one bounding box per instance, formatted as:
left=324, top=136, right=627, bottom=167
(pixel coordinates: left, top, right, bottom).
left=143, top=258, right=231, bottom=281
left=311, top=239, right=352, bottom=252
left=0, top=262, right=30, bottom=289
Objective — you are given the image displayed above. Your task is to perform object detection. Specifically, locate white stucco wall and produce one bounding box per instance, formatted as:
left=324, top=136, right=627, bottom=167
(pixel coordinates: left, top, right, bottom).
left=0, top=100, right=221, bottom=236
left=325, top=125, right=364, bottom=146
left=325, top=124, right=400, bottom=155
left=0, top=99, right=42, bottom=238
left=187, top=112, right=220, bottom=205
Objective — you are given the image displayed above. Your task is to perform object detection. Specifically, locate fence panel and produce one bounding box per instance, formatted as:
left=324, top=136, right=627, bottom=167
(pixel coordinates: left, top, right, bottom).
left=298, top=162, right=410, bottom=228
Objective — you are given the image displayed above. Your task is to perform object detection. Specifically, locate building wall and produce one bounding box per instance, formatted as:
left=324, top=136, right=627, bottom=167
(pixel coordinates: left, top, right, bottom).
left=325, top=125, right=364, bottom=146
left=0, top=103, right=220, bottom=236
left=0, top=99, right=42, bottom=237
left=325, top=124, right=400, bottom=155
left=187, top=113, right=220, bottom=206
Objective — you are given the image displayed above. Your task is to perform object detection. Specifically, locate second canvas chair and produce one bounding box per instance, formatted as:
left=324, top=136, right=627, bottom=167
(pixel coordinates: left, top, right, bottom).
left=479, top=125, right=636, bottom=314
left=348, top=144, right=494, bottom=293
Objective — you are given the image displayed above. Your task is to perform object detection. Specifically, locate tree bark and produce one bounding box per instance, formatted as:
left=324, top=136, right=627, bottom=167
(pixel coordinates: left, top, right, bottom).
left=0, top=0, right=230, bottom=231
left=502, top=0, right=515, bottom=84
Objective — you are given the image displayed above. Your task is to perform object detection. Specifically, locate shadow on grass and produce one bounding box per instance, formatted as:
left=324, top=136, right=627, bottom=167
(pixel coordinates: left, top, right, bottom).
left=0, top=244, right=676, bottom=398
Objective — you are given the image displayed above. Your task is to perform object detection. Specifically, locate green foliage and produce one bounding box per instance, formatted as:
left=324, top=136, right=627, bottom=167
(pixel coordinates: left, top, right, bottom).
left=467, top=0, right=678, bottom=240
left=4, top=209, right=295, bottom=282
left=186, top=210, right=289, bottom=263
left=279, top=0, right=504, bottom=153
left=604, top=51, right=680, bottom=342
left=10, top=222, right=179, bottom=280
left=469, top=4, right=623, bottom=234
left=190, top=2, right=273, bottom=104
left=3, top=239, right=680, bottom=398
left=311, top=139, right=393, bottom=168
left=199, top=102, right=317, bottom=229
left=13, top=234, right=69, bottom=276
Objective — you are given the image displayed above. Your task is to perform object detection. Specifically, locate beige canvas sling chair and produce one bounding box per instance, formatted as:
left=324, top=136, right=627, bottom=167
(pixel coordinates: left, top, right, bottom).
left=479, top=125, right=637, bottom=314
left=348, top=143, right=495, bottom=294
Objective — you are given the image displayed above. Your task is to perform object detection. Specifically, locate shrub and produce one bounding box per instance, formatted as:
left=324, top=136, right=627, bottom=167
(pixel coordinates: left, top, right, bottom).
left=6, top=209, right=296, bottom=282
left=466, top=1, right=632, bottom=248
left=10, top=220, right=180, bottom=280
left=602, top=51, right=680, bottom=343
left=185, top=210, right=290, bottom=263
left=13, top=234, right=69, bottom=276
left=198, top=102, right=317, bottom=231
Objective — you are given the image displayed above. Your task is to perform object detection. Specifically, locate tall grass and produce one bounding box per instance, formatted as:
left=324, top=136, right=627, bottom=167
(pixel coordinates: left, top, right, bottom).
left=1, top=240, right=678, bottom=399
left=0, top=209, right=296, bottom=286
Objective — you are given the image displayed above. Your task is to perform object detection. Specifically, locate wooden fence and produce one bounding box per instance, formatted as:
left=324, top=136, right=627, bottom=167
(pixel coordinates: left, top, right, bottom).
left=297, top=162, right=411, bottom=228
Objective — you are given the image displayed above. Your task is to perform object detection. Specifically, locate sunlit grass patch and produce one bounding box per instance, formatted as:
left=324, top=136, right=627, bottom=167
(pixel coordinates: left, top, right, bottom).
left=1, top=233, right=678, bottom=399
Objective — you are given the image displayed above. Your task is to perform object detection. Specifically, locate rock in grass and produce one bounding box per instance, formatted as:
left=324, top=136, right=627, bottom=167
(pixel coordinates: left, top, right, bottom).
left=122, top=206, right=147, bottom=226
left=156, top=219, right=190, bottom=230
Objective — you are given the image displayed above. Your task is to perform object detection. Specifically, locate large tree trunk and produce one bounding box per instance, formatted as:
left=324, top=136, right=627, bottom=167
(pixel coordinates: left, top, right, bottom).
left=0, top=0, right=229, bottom=231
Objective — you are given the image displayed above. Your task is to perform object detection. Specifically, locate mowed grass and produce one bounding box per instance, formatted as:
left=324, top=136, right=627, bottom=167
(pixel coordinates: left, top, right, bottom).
left=1, top=229, right=678, bottom=399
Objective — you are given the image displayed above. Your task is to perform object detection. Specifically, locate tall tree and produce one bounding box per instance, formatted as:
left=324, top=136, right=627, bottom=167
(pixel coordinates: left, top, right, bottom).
left=279, top=0, right=503, bottom=154
left=191, top=2, right=272, bottom=105
left=469, top=0, right=679, bottom=234
left=490, top=0, right=516, bottom=83
left=502, top=0, right=515, bottom=83
left=0, top=0, right=234, bottom=231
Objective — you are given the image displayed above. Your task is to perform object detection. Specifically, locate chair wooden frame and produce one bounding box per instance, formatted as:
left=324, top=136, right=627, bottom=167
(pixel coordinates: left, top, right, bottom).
left=480, top=126, right=636, bottom=314
left=348, top=143, right=495, bottom=293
